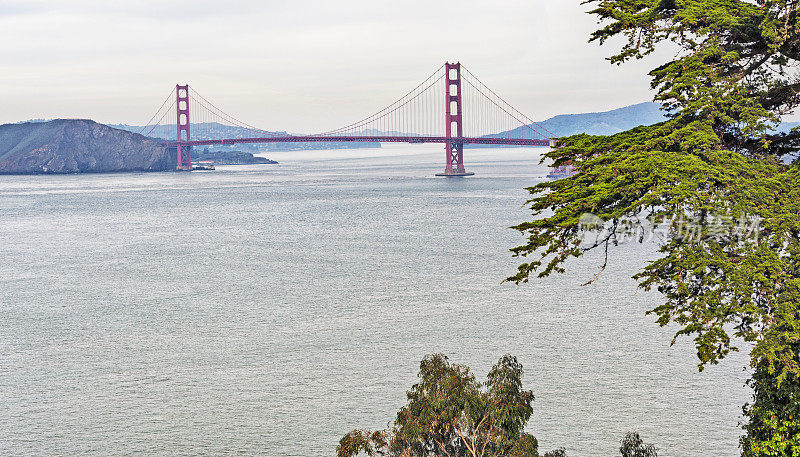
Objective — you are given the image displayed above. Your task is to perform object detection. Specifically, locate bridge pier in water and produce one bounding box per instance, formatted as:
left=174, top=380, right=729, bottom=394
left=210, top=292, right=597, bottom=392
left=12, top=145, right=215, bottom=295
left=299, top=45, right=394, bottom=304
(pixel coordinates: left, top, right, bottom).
left=436, top=62, right=474, bottom=177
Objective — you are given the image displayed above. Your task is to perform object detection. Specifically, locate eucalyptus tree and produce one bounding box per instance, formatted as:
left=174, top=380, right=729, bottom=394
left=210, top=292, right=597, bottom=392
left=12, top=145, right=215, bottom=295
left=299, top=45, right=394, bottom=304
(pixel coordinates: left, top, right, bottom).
left=337, top=354, right=559, bottom=457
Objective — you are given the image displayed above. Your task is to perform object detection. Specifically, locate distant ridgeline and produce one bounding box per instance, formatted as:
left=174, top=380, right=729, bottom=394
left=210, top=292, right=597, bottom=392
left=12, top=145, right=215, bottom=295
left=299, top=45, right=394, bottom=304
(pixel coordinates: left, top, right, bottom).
left=110, top=123, right=381, bottom=152
left=6, top=104, right=797, bottom=174
left=475, top=102, right=800, bottom=146
left=120, top=105, right=677, bottom=151
left=532, top=102, right=668, bottom=137
left=469, top=102, right=667, bottom=147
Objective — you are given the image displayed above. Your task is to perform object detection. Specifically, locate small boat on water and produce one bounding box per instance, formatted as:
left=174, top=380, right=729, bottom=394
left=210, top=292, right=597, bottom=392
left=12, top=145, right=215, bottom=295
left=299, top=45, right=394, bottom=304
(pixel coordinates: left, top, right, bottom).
left=191, top=160, right=216, bottom=171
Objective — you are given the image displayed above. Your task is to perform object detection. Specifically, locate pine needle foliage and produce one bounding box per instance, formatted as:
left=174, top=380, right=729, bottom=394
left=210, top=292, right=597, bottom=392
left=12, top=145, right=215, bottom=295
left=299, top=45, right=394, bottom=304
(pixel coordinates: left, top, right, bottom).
left=510, top=2, right=800, bottom=454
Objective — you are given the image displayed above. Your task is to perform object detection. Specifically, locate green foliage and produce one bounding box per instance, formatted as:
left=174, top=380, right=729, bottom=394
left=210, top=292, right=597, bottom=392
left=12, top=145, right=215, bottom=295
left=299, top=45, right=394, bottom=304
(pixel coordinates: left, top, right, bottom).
left=338, top=430, right=390, bottom=457
left=742, top=345, right=800, bottom=456
left=509, top=434, right=540, bottom=457
left=620, top=432, right=657, bottom=457
left=510, top=1, right=800, bottom=454
left=337, top=354, right=540, bottom=457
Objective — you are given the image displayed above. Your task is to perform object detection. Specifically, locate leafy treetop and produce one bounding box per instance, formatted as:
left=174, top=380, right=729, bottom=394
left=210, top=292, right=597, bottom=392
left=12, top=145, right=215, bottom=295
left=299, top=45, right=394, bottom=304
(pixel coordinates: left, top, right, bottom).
left=337, top=354, right=551, bottom=457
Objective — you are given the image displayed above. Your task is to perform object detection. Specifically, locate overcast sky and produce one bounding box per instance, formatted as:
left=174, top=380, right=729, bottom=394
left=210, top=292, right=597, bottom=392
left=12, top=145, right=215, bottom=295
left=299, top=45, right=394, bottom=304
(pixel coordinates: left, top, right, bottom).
left=0, top=0, right=672, bottom=132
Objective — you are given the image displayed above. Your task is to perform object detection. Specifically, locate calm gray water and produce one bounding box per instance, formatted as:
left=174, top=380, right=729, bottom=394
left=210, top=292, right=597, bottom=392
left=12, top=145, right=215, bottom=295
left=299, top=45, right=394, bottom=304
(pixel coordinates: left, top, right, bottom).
left=1, top=145, right=749, bottom=456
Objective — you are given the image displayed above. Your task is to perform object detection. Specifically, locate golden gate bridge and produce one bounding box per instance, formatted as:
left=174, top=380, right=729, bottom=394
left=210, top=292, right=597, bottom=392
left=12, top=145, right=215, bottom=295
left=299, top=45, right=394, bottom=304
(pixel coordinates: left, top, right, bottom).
left=138, top=62, right=556, bottom=176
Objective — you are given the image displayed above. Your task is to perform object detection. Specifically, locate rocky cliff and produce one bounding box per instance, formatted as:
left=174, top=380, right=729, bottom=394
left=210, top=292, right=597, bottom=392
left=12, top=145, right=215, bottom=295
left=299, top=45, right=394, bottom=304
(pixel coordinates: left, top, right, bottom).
left=0, top=119, right=175, bottom=174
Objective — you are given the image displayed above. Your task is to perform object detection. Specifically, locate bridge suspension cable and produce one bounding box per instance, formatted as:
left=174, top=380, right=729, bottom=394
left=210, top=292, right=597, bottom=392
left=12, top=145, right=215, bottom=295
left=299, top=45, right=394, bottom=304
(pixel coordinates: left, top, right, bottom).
left=310, top=64, right=554, bottom=141
left=138, top=88, right=176, bottom=138
left=316, top=64, right=447, bottom=137
left=460, top=65, right=554, bottom=140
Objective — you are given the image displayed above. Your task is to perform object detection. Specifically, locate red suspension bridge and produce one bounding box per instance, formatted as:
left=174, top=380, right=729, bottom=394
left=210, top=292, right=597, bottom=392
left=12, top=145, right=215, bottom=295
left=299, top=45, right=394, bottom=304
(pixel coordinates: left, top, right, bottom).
left=139, top=62, right=556, bottom=176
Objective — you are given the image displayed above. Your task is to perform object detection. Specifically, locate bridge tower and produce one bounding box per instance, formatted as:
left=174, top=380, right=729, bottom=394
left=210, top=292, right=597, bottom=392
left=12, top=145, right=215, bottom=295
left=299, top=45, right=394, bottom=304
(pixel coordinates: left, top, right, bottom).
left=176, top=84, right=192, bottom=170
left=436, top=62, right=474, bottom=177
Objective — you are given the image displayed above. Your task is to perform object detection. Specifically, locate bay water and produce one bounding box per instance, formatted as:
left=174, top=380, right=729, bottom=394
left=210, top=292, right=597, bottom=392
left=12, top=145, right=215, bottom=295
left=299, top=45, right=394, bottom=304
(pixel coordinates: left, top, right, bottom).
left=0, top=144, right=749, bottom=456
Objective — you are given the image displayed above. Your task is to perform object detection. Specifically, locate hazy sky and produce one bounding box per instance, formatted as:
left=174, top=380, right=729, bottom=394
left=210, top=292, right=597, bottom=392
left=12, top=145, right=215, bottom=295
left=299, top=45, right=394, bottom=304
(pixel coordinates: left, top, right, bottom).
left=0, top=0, right=671, bottom=132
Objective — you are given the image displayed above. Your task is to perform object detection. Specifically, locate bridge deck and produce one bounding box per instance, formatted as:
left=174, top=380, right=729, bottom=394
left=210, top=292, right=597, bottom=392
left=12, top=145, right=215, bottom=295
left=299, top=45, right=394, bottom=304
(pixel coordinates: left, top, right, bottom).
left=162, top=136, right=553, bottom=147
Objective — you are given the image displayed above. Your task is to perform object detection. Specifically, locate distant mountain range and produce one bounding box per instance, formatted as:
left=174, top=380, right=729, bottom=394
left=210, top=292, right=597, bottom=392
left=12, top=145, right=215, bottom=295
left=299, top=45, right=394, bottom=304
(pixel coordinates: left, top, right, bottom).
left=8, top=102, right=798, bottom=174
left=531, top=102, right=667, bottom=137
left=524, top=101, right=799, bottom=137
left=19, top=104, right=673, bottom=143
left=109, top=122, right=379, bottom=152
left=462, top=102, right=669, bottom=147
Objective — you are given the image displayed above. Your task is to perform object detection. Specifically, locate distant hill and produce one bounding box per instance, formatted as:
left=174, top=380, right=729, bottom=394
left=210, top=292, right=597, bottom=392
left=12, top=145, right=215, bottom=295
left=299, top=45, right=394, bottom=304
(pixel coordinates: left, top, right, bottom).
left=467, top=102, right=669, bottom=146
left=534, top=102, right=668, bottom=137
left=526, top=102, right=800, bottom=137
left=484, top=102, right=667, bottom=141
left=0, top=119, right=173, bottom=174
